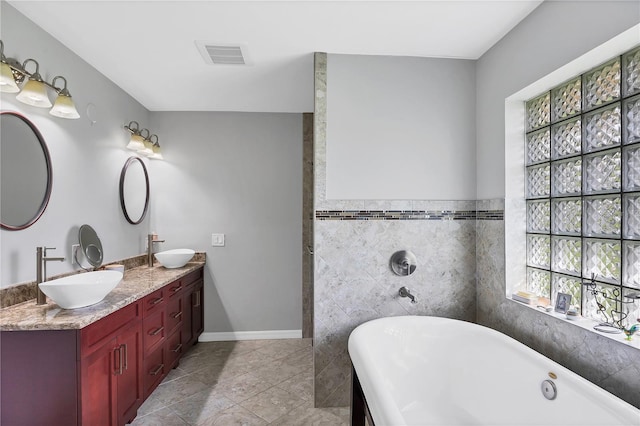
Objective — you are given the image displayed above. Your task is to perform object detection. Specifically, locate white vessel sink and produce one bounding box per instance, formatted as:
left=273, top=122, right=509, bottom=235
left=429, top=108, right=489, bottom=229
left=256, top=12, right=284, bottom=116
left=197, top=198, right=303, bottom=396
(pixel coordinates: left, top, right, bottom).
left=39, top=270, right=123, bottom=309
left=154, top=249, right=195, bottom=269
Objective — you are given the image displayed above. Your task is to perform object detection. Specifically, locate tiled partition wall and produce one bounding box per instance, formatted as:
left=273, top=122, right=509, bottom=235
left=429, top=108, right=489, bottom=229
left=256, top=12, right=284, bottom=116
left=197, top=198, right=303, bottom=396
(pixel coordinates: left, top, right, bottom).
left=313, top=53, right=486, bottom=406
left=313, top=209, right=478, bottom=407
left=302, top=113, right=314, bottom=339
left=477, top=200, right=640, bottom=409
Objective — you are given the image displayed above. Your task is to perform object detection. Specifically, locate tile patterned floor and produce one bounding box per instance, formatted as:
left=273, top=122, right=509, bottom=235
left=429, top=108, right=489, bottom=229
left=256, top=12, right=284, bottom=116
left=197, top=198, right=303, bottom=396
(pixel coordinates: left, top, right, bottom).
left=131, top=339, right=350, bottom=425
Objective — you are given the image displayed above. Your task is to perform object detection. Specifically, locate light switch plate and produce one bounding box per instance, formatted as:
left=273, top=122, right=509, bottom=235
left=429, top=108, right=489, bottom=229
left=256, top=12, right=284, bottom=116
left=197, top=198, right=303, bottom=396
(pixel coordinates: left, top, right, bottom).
left=212, top=233, right=225, bottom=247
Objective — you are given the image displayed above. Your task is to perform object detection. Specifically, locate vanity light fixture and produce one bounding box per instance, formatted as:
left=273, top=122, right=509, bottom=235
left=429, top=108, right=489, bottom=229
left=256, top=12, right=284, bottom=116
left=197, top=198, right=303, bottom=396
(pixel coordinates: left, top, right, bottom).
left=124, top=121, right=147, bottom=151
left=124, top=122, right=164, bottom=160
left=150, top=143, right=164, bottom=160
left=0, top=61, right=20, bottom=92
left=0, top=40, right=80, bottom=119
left=15, top=59, right=52, bottom=108
left=49, top=76, right=80, bottom=119
left=138, top=135, right=154, bottom=157
left=147, top=135, right=164, bottom=160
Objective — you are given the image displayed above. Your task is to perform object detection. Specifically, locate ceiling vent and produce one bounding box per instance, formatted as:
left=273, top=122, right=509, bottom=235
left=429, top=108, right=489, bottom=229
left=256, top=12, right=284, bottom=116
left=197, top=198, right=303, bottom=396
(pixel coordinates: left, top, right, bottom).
left=195, top=41, right=252, bottom=66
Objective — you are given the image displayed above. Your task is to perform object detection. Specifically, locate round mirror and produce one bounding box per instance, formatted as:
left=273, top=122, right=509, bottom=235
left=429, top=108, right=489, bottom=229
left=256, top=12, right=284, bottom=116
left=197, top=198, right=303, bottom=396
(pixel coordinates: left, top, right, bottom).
left=79, top=224, right=104, bottom=268
left=119, top=156, right=149, bottom=225
left=0, top=111, right=53, bottom=230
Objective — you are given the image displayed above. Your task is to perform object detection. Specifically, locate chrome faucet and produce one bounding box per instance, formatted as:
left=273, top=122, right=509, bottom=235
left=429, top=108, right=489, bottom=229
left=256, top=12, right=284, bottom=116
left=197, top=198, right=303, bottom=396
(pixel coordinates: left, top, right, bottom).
left=399, top=286, right=417, bottom=304
left=147, top=234, right=165, bottom=267
left=36, top=247, right=65, bottom=305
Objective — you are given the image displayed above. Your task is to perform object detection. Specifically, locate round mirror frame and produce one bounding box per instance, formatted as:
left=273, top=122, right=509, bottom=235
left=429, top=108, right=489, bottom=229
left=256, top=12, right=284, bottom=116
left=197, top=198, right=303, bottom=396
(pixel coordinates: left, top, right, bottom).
left=78, top=224, right=104, bottom=268
left=119, top=156, right=150, bottom=225
left=0, top=111, right=53, bottom=231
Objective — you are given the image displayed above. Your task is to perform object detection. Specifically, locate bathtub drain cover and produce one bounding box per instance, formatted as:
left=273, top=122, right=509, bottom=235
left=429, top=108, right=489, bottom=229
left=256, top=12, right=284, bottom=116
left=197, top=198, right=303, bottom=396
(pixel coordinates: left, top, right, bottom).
left=541, top=379, right=557, bottom=400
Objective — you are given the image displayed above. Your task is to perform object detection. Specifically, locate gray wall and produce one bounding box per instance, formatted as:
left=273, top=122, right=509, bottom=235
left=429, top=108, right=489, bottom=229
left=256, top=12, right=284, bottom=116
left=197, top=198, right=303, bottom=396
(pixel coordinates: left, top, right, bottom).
left=476, top=0, right=640, bottom=199
left=148, top=112, right=303, bottom=334
left=326, top=54, right=476, bottom=200
left=0, top=2, right=150, bottom=287
left=476, top=1, right=640, bottom=408
left=1, top=3, right=304, bottom=337
left=314, top=53, right=478, bottom=407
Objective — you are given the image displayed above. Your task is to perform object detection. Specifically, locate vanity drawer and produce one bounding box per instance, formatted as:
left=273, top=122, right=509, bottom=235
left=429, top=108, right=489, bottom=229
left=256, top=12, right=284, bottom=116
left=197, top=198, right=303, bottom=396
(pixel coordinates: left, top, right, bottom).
left=143, top=310, right=165, bottom=355
left=166, top=296, right=183, bottom=335
left=182, top=268, right=203, bottom=287
left=81, top=301, right=140, bottom=356
left=142, top=288, right=165, bottom=317
left=143, top=345, right=165, bottom=398
left=167, top=279, right=184, bottom=298
left=166, top=331, right=183, bottom=370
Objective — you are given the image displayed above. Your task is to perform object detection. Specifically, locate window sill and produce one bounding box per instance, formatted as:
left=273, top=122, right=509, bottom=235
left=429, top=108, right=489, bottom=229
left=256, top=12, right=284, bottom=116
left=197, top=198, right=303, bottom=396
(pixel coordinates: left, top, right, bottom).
left=506, top=296, right=640, bottom=351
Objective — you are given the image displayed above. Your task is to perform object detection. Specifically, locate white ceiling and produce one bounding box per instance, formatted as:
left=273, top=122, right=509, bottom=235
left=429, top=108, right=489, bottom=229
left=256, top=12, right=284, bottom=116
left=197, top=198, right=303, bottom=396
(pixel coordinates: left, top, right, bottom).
left=8, top=0, right=543, bottom=113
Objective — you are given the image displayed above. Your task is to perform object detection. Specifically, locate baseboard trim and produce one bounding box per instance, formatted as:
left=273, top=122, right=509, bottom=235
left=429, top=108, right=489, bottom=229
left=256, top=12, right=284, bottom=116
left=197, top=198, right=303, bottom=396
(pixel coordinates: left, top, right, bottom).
left=199, top=329, right=303, bottom=342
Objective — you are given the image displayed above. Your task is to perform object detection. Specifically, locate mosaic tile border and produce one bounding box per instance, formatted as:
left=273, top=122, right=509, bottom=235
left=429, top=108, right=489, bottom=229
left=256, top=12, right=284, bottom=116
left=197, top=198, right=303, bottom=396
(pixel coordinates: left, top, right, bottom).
left=477, top=210, right=505, bottom=220
left=315, top=209, right=504, bottom=221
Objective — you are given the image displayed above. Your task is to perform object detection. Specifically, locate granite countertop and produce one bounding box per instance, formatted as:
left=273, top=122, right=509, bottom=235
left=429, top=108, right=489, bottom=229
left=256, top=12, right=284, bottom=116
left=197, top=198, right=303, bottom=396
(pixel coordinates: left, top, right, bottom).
left=0, top=262, right=205, bottom=331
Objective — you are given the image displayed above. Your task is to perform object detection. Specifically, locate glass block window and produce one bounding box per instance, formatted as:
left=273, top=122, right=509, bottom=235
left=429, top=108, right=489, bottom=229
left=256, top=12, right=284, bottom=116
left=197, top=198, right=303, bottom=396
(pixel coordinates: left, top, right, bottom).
left=525, top=46, right=640, bottom=326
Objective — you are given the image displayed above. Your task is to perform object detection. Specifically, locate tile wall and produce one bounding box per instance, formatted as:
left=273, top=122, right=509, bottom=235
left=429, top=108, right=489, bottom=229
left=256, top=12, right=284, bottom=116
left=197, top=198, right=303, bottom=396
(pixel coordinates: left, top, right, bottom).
left=313, top=53, right=479, bottom=406
left=313, top=214, right=478, bottom=406
left=477, top=200, right=640, bottom=409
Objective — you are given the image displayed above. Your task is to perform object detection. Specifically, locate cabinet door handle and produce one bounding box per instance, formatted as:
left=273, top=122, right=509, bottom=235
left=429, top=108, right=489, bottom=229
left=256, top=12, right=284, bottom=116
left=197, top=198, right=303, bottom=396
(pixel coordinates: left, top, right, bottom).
left=171, top=343, right=183, bottom=353
left=171, top=285, right=182, bottom=293
left=113, top=346, right=122, bottom=376
left=122, top=344, right=128, bottom=372
left=150, top=297, right=163, bottom=306
left=193, top=291, right=200, bottom=307
left=150, top=364, right=164, bottom=376
left=171, top=311, right=182, bottom=319
left=149, top=326, right=164, bottom=336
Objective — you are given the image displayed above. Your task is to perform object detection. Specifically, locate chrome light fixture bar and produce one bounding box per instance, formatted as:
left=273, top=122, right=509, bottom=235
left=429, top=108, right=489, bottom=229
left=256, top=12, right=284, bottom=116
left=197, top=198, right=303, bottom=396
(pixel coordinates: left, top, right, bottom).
left=0, top=40, right=80, bottom=119
left=124, top=121, right=163, bottom=160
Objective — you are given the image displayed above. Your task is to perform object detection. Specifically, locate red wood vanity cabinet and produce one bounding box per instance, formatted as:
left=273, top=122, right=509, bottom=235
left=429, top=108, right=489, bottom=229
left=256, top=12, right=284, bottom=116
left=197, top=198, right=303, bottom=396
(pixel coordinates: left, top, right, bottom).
left=0, top=266, right=204, bottom=426
left=183, top=272, right=204, bottom=348
left=79, top=301, right=143, bottom=426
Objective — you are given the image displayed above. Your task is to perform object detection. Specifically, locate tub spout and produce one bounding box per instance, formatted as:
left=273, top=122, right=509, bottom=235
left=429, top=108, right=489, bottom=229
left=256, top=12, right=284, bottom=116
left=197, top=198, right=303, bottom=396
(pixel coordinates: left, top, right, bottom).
left=399, top=286, right=417, bottom=303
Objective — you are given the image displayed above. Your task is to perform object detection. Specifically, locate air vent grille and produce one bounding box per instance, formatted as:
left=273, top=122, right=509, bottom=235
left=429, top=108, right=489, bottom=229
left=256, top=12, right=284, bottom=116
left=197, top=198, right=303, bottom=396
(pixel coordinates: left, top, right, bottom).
left=195, top=41, right=251, bottom=66
left=206, top=46, right=244, bottom=65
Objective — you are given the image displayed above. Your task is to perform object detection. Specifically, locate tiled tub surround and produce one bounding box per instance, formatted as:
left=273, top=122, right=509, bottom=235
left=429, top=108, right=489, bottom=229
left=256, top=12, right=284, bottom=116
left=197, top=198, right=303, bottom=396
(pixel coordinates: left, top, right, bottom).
left=313, top=208, right=478, bottom=407
left=0, top=258, right=205, bottom=330
left=477, top=200, right=640, bottom=409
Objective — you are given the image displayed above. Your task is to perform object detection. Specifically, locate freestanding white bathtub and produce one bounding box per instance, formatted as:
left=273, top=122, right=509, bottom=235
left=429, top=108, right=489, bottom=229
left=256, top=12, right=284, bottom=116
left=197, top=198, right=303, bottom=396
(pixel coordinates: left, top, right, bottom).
left=348, top=316, right=640, bottom=426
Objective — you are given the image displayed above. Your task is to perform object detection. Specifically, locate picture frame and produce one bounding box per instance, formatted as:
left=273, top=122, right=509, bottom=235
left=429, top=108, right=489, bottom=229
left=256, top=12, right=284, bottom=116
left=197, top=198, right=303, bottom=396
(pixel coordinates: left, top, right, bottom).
left=555, top=293, right=572, bottom=314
